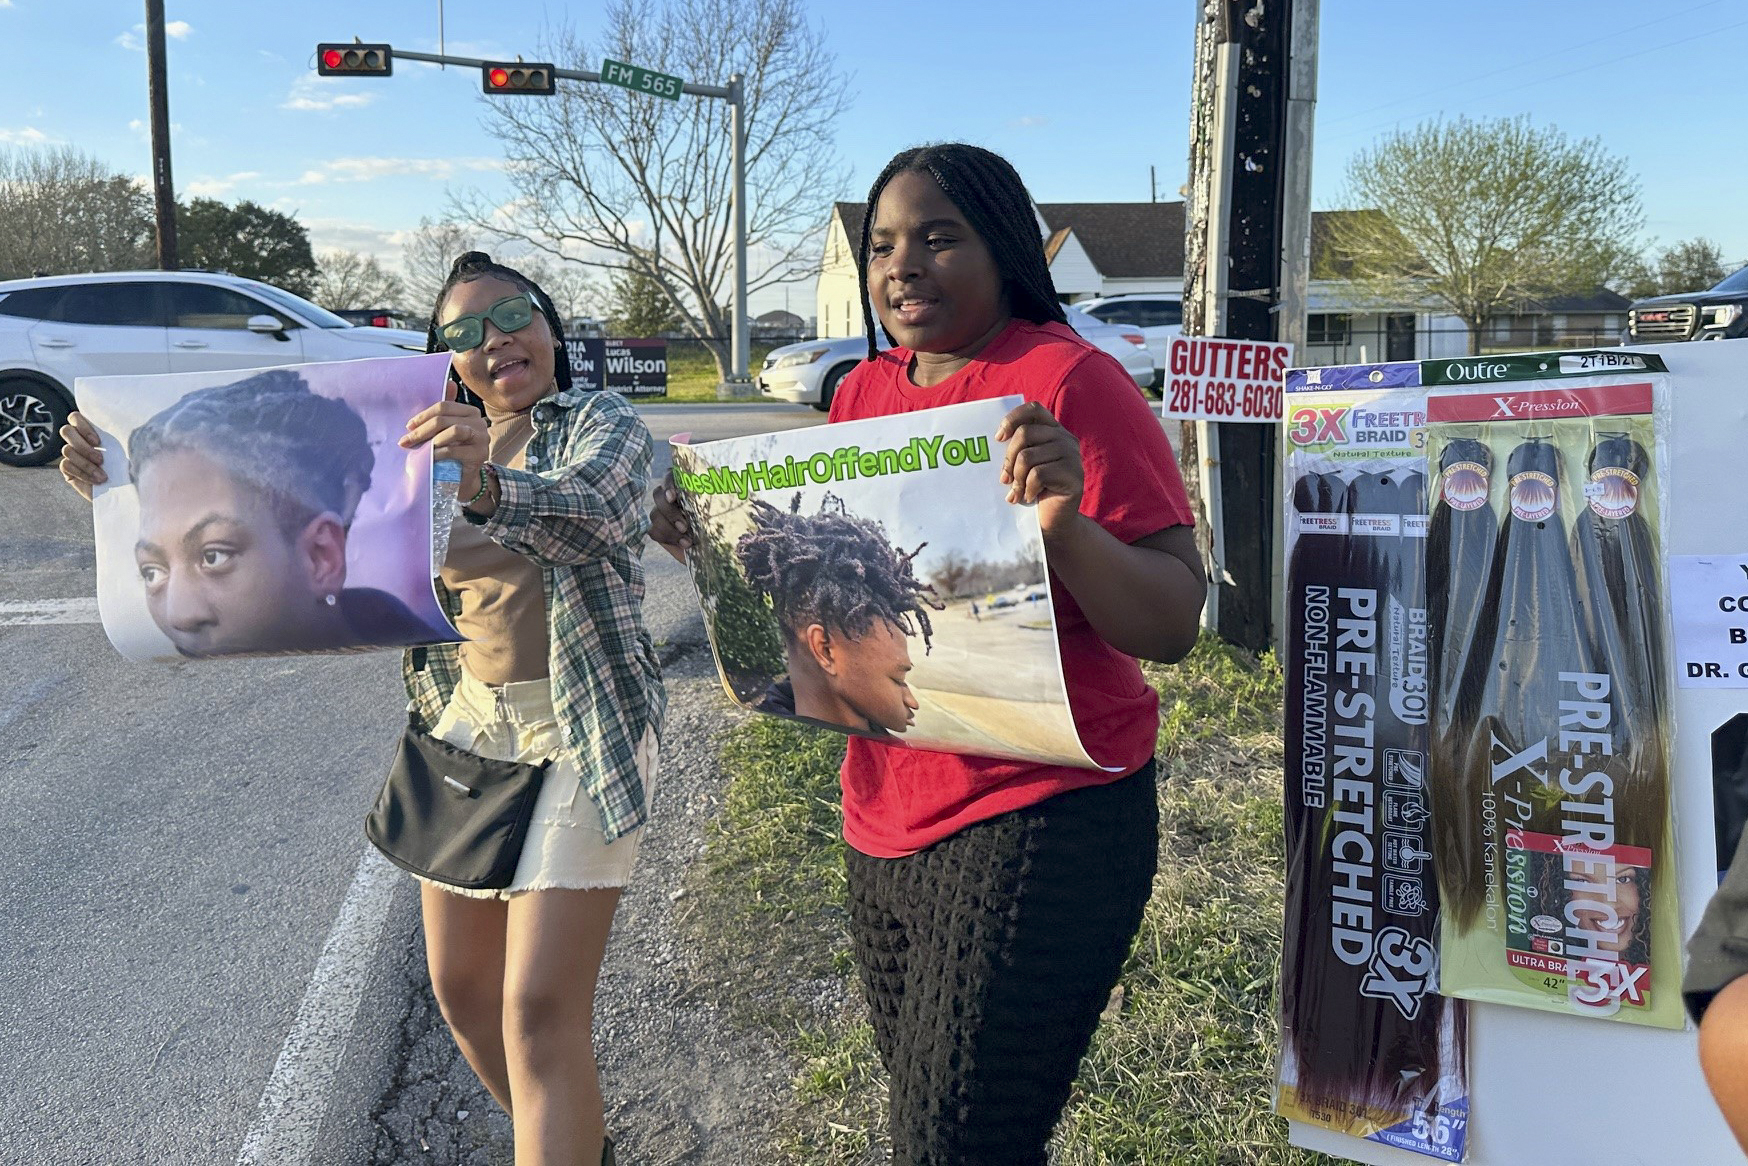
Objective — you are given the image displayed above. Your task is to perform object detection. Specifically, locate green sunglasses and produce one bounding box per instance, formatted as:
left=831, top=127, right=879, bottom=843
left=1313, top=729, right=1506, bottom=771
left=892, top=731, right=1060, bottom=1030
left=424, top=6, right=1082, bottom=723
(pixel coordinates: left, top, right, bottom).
left=438, top=293, right=538, bottom=352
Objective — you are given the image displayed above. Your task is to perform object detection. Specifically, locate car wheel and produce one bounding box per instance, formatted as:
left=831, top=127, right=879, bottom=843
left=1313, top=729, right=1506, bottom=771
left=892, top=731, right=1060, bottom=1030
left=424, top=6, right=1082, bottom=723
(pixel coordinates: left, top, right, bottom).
left=0, top=378, right=70, bottom=467
left=813, top=362, right=854, bottom=412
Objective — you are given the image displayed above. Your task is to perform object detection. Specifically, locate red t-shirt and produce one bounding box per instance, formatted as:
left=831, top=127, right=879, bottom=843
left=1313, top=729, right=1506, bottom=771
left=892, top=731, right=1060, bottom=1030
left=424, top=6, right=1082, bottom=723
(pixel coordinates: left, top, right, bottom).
left=829, top=318, right=1196, bottom=857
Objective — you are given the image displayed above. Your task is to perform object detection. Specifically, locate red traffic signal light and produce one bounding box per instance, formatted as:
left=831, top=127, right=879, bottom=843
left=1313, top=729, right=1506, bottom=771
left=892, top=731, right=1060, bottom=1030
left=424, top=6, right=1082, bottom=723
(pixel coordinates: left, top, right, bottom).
left=316, top=43, right=392, bottom=76
left=481, top=61, right=556, bottom=95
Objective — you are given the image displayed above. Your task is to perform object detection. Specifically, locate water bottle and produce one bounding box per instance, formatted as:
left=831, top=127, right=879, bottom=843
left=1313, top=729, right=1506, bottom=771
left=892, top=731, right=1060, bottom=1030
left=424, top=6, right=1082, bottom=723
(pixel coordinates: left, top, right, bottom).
left=432, top=458, right=462, bottom=573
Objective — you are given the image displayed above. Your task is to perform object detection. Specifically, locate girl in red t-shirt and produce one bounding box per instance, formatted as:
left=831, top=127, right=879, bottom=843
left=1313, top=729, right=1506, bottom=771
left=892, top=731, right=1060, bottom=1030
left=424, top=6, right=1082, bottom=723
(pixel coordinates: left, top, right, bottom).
left=652, top=143, right=1205, bottom=1163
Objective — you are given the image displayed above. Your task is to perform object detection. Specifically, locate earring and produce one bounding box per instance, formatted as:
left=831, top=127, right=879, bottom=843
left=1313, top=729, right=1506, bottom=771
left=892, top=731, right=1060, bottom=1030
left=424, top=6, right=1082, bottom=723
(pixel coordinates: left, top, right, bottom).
left=324, top=594, right=337, bottom=607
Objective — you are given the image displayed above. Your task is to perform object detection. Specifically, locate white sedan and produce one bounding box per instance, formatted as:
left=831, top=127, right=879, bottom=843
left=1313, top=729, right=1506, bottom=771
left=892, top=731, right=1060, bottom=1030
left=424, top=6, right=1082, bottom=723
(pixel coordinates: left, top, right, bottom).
left=757, top=307, right=1156, bottom=411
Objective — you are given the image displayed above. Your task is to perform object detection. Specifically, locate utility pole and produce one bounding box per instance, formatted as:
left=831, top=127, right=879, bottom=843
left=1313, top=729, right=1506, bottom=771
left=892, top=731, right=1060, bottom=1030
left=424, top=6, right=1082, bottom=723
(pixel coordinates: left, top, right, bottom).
left=1183, top=0, right=1316, bottom=652
left=144, top=0, right=178, bottom=269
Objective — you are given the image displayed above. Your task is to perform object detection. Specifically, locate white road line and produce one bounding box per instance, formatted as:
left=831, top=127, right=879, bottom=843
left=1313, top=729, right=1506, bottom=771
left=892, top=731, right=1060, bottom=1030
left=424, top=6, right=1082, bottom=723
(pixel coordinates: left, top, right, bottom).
left=0, top=597, right=100, bottom=625
left=234, top=847, right=402, bottom=1166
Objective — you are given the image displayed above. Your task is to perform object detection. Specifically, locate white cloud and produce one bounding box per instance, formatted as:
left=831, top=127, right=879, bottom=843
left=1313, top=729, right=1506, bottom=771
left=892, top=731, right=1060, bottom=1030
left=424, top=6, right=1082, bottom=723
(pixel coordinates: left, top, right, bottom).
left=116, top=21, right=190, bottom=51
left=0, top=127, right=53, bottom=145
left=183, top=171, right=262, bottom=199
left=1008, top=115, right=1050, bottom=129
left=296, top=156, right=503, bottom=184
left=281, top=73, right=379, bottom=112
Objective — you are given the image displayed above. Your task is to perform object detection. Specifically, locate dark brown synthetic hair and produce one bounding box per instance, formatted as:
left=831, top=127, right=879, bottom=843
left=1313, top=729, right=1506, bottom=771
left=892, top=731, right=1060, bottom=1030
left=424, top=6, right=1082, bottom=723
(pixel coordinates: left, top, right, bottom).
left=857, top=143, right=1066, bottom=360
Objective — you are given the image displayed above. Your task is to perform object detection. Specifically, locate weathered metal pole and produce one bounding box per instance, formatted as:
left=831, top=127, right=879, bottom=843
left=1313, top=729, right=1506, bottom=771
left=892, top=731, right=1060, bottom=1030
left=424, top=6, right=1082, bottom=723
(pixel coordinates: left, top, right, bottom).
left=145, top=0, right=178, bottom=269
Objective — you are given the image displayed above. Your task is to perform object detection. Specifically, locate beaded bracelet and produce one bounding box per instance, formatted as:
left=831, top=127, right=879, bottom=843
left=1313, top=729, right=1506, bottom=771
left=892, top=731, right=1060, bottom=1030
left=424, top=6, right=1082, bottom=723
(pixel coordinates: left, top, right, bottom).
left=461, top=464, right=491, bottom=507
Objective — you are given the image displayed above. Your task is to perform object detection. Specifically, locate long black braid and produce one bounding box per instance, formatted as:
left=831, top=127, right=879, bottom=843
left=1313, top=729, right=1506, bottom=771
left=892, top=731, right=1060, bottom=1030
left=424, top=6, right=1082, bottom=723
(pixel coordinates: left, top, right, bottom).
left=736, top=492, right=942, bottom=653
left=857, top=143, right=1067, bottom=360
left=425, top=250, right=573, bottom=399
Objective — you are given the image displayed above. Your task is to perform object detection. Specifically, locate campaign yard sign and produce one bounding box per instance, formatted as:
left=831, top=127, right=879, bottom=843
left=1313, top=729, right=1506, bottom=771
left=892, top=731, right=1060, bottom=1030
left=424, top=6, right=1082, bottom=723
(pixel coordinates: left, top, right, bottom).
left=1162, top=335, right=1292, bottom=423
left=564, top=336, right=668, bottom=397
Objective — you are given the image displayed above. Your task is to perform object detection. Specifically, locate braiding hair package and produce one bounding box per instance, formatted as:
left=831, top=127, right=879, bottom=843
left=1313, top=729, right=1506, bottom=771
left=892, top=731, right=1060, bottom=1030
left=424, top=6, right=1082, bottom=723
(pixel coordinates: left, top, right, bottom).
left=1277, top=370, right=1469, bottom=1161
left=1427, top=374, right=1684, bottom=1030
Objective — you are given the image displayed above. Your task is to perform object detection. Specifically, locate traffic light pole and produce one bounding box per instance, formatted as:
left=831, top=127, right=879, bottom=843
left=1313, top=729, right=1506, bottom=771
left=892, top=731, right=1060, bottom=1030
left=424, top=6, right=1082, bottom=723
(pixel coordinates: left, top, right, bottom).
left=360, top=47, right=752, bottom=394
left=144, top=0, right=178, bottom=270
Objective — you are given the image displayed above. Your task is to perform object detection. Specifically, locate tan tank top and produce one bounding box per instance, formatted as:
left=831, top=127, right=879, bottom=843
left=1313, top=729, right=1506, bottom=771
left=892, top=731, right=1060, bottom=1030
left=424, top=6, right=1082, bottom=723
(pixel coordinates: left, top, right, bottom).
left=438, top=407, right=550, bottom=684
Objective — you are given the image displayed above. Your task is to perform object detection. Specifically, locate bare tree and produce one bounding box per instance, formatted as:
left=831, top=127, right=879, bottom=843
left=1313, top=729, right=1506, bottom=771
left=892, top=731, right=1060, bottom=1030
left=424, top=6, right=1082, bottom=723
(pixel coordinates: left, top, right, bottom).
left=453, top=0, right=851, bottom=380
left=400, top=217, right=478, bottom=319
left=1328, top=116, right=1643, bottom=354
left=313, top=249, right=406, bottom=310
left=0, top=146, right=154, bottom=279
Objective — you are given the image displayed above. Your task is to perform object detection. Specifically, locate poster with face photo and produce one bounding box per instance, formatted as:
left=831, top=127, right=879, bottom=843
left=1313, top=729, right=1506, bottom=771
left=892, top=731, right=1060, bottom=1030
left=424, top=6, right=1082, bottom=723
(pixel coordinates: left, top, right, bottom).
left=76, top=353, right=463, bottom=660
left=670, top=395, right=1114, bottom=769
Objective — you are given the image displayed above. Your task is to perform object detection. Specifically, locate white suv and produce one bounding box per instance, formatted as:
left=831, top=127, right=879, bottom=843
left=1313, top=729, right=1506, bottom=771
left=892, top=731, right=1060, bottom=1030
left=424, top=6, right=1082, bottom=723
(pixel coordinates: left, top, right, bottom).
left=1074, top=294, right=1183, bottom=387
left=0, top=270, right=427, bottom=466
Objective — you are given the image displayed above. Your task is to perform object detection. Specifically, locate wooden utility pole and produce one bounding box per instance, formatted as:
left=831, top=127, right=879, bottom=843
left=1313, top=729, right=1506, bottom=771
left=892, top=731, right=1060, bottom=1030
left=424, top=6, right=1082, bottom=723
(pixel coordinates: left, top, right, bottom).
left=1183, top=0, right=1317, bottom=653
left=145, top=0, right=178, bottom=270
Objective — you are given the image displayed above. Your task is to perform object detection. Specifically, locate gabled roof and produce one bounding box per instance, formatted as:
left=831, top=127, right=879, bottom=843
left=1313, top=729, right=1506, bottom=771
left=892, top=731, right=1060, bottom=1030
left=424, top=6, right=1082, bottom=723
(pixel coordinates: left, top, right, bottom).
left=1035, top=203, right=1186, bottom=279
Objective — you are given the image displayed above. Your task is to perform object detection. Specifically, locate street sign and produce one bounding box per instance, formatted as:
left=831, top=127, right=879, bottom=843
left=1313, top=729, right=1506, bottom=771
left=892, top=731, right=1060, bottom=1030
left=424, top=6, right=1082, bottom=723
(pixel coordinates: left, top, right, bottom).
left=599, top=58, right=683, bottom=100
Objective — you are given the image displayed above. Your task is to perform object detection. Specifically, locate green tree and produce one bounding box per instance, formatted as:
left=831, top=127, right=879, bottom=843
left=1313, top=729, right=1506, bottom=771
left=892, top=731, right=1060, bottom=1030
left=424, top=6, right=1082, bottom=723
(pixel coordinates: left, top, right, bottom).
left=1329, top=116, right=1643, bottom=354
left=312, top=248, right=405, bottom=310
left=0, top=146, right=153, bottom=279
left=177, top=198, right=319, bottom=297
left=607, top=263, right=680, bottom=336
left=1624, top=237, right=1738, bottom=299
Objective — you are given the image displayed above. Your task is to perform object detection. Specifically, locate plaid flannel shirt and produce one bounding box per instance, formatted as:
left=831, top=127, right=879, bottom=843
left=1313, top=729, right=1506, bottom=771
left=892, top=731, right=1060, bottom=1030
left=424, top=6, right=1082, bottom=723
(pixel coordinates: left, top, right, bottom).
left=402, top=388, right=665, bottom=844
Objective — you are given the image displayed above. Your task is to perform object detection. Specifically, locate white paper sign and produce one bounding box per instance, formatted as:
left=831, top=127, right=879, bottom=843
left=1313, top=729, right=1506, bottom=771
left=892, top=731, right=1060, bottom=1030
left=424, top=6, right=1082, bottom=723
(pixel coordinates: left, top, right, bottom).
left=1161, top=335, right=1292, bottom=422
left=1670, top=554, right=1748, bottom=687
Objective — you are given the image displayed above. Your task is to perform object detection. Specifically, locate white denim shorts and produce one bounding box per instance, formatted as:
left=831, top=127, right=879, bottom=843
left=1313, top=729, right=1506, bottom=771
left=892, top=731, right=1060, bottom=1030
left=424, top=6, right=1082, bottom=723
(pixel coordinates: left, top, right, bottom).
left=417, top=670, right=657, bottom=899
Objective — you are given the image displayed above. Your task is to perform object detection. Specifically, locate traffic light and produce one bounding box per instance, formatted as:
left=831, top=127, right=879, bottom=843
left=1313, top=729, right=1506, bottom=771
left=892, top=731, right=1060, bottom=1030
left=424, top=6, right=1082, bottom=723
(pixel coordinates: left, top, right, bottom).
left=482, top=61, right=556, bottom=95
left=316, top=43, right=392, bottom=76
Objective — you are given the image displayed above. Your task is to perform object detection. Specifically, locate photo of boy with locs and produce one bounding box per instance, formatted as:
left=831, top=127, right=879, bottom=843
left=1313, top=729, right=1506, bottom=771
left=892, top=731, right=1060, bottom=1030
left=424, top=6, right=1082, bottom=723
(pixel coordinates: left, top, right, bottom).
left=734, top=491, right=943, bottom=738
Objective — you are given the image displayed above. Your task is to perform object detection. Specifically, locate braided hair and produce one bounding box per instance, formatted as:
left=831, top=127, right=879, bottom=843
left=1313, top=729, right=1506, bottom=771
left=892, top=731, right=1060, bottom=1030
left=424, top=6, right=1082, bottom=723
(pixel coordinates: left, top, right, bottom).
left=858, top=143, right=1066, bottom=360
left=735, top=493, right=941, bottom=653
left=425, top=250, right=573, bottom=395
left=128, top=367, right=374, bottom=537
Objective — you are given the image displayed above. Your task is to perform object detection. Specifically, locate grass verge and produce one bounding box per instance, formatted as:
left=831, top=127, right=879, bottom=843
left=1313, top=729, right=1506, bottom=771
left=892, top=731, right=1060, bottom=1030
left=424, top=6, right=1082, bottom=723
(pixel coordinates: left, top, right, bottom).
left=680, top=635, right=1336, bottom=1165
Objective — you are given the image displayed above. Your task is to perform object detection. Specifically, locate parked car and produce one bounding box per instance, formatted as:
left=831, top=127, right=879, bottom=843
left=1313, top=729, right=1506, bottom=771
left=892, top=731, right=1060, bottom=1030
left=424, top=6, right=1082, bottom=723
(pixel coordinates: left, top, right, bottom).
left=0, top=270, right=427, bottom=466
left=1627, top=266, right=1748, bottom=343
left=1074, top=293, right=1183, bottom=386
left=757, top=308, right=1154, bottom=411
left=333, top=307, right=416, bottom=331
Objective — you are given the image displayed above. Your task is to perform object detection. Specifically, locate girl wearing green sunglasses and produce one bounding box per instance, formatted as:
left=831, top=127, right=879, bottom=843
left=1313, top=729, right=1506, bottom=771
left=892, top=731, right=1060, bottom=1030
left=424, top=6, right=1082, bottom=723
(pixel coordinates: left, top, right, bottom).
left=399, top=251, right=662, bottom=1166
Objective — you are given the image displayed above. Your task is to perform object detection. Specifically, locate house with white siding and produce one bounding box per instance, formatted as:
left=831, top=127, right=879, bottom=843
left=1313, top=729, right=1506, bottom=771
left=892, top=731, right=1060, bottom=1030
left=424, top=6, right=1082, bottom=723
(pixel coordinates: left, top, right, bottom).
left=815, top=201, right=1622, bottom=362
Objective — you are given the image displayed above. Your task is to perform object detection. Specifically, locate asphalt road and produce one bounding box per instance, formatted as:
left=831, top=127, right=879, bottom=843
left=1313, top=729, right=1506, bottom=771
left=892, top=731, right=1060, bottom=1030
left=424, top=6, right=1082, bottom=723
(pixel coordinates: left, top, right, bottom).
left=0, top=400, right=824, bottom=1166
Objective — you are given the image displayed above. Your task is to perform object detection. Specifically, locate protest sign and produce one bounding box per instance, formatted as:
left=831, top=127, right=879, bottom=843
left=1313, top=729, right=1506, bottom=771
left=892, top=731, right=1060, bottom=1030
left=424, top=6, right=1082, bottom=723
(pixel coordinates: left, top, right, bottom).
left=1162, top=335, right=1292, bottom=422
left=669, top=396, right=1113, bottom=768
left=76, top=353, right=462, bottom=660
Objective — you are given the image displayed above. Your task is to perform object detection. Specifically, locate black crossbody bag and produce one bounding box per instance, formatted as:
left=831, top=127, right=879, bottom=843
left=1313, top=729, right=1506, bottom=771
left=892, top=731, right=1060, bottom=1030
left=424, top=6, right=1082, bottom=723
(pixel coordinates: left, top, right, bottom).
left=365, top=719, right=552, bottom=890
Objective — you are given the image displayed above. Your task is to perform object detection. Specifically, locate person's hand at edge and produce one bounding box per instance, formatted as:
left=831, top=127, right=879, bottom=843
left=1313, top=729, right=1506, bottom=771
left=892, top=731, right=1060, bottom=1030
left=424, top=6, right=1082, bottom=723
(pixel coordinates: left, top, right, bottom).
left=649, top=471, right=692, bottom=564
left=58, top=412, right=105, bottom=503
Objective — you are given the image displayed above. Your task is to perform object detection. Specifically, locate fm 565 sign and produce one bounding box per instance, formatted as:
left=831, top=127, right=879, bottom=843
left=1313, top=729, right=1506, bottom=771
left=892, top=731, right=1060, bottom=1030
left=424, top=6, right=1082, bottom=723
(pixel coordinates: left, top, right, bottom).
left=1161, top=336, right=1292, bottom=423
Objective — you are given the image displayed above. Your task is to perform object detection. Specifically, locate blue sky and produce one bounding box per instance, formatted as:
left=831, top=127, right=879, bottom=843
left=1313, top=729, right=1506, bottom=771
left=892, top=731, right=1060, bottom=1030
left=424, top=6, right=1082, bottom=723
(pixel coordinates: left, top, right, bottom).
left=4, top=1, right=1744, bottom=315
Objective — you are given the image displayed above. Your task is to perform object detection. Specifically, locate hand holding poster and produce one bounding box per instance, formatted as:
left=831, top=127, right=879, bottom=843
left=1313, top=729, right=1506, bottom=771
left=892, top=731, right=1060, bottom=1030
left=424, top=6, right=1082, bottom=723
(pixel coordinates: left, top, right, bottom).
left=670, top=397, right=1114, bottom=768
left=76, top=354, right=462, bottom=660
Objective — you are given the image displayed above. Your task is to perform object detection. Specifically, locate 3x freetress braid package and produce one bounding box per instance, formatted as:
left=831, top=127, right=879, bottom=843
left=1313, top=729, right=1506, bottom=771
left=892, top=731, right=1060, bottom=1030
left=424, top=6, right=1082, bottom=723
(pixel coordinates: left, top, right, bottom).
left=1278, top=363, right=1468, bottom=1161
left=1423, top=362, right=1683, bottom=1029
